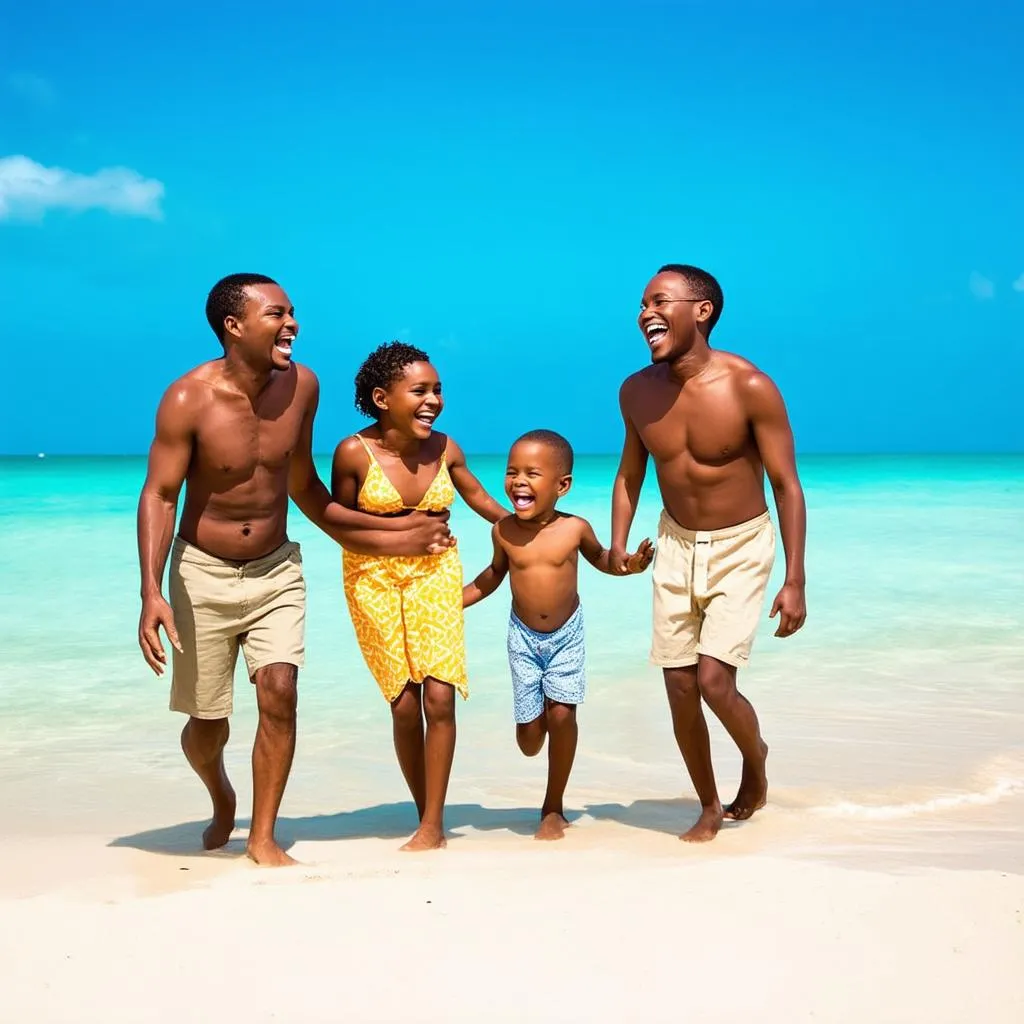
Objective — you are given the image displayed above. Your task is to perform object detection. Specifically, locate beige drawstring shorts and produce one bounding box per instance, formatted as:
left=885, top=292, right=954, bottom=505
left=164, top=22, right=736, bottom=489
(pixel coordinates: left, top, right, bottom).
left=650, top=510, right=775, bottom=670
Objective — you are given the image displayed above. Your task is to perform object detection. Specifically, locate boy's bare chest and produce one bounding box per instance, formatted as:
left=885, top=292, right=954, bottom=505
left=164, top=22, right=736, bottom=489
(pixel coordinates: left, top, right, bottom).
left=503, top=522, right=580, bottom=572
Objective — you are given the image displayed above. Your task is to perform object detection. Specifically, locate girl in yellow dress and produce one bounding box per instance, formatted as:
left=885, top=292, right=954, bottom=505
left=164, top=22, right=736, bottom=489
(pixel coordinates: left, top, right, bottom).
left=331, top=342, right=507, bottom=851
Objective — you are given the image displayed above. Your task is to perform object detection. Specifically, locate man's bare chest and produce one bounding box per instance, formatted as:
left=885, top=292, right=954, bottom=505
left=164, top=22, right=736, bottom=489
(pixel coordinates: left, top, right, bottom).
left=633, top=387, right=752, bottom=465
left=195, top=401, right=304, bottom=479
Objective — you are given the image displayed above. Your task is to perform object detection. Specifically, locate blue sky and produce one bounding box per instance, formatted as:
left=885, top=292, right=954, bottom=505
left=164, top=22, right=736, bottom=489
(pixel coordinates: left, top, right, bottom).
left=2, top=0, right=1022, bottom=455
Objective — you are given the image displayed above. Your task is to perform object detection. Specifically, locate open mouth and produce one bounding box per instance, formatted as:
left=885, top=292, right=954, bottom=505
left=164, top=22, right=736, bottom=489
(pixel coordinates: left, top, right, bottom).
left=275, top=333, right=295, bottom=357
left=414, top=411, right=437, bottom=427
left=644, top=322, right=668, bottom=347
left=511, top=493, right=535, bottom=511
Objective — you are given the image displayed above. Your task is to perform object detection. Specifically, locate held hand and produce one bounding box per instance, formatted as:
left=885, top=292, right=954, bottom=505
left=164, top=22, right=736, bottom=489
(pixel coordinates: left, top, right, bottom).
left=769, top=581, right=806, bottom=638
left=625, top=538, right=654, bottom=573
left=138, top=594, right=182, bottom=675
left=609, top=548, right=629, bottom=575
left=407, top=509, right=456, bottom=555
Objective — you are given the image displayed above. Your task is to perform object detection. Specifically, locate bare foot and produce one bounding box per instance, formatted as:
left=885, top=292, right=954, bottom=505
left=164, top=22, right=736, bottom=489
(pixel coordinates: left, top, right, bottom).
left=724, top=741, right=769, bottom=821
left=180, top=725, right=236, bottom=850
left=680, top=803, right=724, bottom=843
left=535, top=812, right=570, bottom=841
left=246, top=837, right=298, bottom=867
left=202, top=806, right=236, bottom=850
left=400, top=825, right=447, bottom=852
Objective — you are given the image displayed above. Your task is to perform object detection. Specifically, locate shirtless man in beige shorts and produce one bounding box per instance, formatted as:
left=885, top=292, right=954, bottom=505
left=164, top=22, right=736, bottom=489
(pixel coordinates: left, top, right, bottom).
left=137, top=273, right=452, bottom=866
left=611, top=264, right=807, bottom=843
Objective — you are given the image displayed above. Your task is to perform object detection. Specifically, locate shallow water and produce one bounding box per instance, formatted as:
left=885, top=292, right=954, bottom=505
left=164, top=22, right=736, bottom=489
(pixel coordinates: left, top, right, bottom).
left=1, top=454, right=1022, bottom=871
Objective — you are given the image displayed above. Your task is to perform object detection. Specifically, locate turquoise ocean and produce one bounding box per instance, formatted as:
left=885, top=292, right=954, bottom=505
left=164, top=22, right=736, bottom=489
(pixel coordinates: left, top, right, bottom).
left=1, top=454, right=1022, bottom=871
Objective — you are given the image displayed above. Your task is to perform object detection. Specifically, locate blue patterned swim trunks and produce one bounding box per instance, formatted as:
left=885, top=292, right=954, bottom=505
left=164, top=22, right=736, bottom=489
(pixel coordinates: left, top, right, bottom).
left=507, top=604, right=586, bottom=725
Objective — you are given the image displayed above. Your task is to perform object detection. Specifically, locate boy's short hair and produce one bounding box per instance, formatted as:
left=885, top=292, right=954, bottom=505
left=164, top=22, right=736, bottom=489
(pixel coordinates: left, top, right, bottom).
left=513, top=429, right=574, bottom=474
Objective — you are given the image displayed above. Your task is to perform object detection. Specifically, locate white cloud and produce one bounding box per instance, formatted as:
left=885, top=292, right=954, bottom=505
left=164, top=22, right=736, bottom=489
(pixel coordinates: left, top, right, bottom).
left=7, top=72, right=57, bottom=106
left=0, top=155, right=164, bottom=221
left=1013, top=273, right=1024, bottom=293
left=968, top=271, right=995, bottom=300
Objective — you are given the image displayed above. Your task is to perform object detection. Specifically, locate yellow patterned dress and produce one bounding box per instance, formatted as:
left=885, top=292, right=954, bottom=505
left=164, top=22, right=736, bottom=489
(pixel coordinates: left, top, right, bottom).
left=342, top=434, right=467, bottom=703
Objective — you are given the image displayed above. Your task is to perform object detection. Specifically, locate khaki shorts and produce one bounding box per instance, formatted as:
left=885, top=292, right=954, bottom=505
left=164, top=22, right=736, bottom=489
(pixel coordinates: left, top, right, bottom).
left=169, top=537, right=306, bottom=719
left=651, top=510, right=775, bottom=670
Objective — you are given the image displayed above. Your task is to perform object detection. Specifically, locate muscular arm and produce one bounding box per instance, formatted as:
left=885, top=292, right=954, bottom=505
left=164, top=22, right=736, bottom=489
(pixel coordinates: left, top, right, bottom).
left=446, top=437, right=508, bottom=523
left=610, top=381, right=650, bottom=566
left=744, top=372, right=807, bottom=636
left=463, top=523, right=510, bottom=607
left=289, top=374, right=451, bottom=556
left=136, top=381, right=197, bottom=672
left=579, top=518, right=653, bottom=576
left=139, top=385, right=195, bottom=598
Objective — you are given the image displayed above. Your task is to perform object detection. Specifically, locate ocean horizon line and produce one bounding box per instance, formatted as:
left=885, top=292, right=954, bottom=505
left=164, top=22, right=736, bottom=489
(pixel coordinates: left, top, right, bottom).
left=2, top=450, right=1023, bottom=461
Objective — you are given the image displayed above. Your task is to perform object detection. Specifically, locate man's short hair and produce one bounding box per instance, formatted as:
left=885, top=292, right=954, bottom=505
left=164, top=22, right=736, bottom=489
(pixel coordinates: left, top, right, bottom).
left=514, top=429, right=574, bottom=474
left=658, top=264, right=724, bottom=333
left=205, top=273, right=278, bottom=343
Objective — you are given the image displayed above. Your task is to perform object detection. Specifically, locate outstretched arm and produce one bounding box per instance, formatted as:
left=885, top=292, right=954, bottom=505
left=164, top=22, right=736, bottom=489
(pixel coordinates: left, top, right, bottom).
left=446, top=437, right=508, bottom=523
left=610, top=382, right=650, bottom=572
left=579, top=518, right=653, bottom=576
left=463, top=524, right=510, bottom=608
left=744, top=371, right=807, bottom=637
left=137, top=381, right=195, bottom=674
left=289, top=373, right=453, bottom=556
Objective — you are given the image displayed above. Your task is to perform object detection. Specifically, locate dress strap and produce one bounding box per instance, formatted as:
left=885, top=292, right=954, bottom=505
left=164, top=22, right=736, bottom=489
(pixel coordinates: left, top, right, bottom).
left=353, top=433, right=377, bottom=465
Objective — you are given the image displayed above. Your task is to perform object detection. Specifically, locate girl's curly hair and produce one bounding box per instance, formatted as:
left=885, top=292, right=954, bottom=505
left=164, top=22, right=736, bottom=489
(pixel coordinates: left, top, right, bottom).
left=354, top=341, right=431, bottom=420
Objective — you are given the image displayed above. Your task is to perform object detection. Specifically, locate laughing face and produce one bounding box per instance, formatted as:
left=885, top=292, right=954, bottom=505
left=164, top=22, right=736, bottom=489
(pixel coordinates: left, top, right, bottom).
left=637, top=271, right=713, bottom=364
left=225, top=283, right=298, bottom=371
left=374, top=361, right=443, bottom=439
left=504, top=440, right=571, bottom=522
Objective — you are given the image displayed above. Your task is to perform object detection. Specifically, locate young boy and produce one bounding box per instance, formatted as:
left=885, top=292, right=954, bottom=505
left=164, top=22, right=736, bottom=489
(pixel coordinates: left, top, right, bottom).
left=463, top=429, right=653, bottom=840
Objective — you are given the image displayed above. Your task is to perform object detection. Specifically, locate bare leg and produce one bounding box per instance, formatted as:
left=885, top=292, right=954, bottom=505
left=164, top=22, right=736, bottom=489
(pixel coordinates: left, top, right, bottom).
left=696, top=656, right=768, bottom=820
left=400, top=677, right=454, bottom=851
left=516, top=715, right=547, bottom=757
left=536, top=700, right=577, bottom=840
left=180, top=716, right=236, bottom=849
left=390, top=683, right=426, bottom=819
left=247, top=663, right=298, bottom=867
left=664, top=666, right=723, bottom=842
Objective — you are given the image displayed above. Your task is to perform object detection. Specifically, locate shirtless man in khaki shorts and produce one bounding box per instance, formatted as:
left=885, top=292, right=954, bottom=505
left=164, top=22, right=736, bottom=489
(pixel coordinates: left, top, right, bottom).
left=137, top=273, right=452, bottom=866
left=611, top=264, right=807, bottom=843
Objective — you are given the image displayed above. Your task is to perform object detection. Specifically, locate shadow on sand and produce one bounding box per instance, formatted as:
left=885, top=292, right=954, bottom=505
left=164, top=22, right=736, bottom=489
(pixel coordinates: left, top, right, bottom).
left=109, top=801, right=552, bottom=857
left=586, top=797, right=738, bottom=838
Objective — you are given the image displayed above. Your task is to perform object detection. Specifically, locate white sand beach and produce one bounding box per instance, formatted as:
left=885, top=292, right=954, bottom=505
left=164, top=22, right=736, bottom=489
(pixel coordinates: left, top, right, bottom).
left=3, top=815, right=1022, bottom=1024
